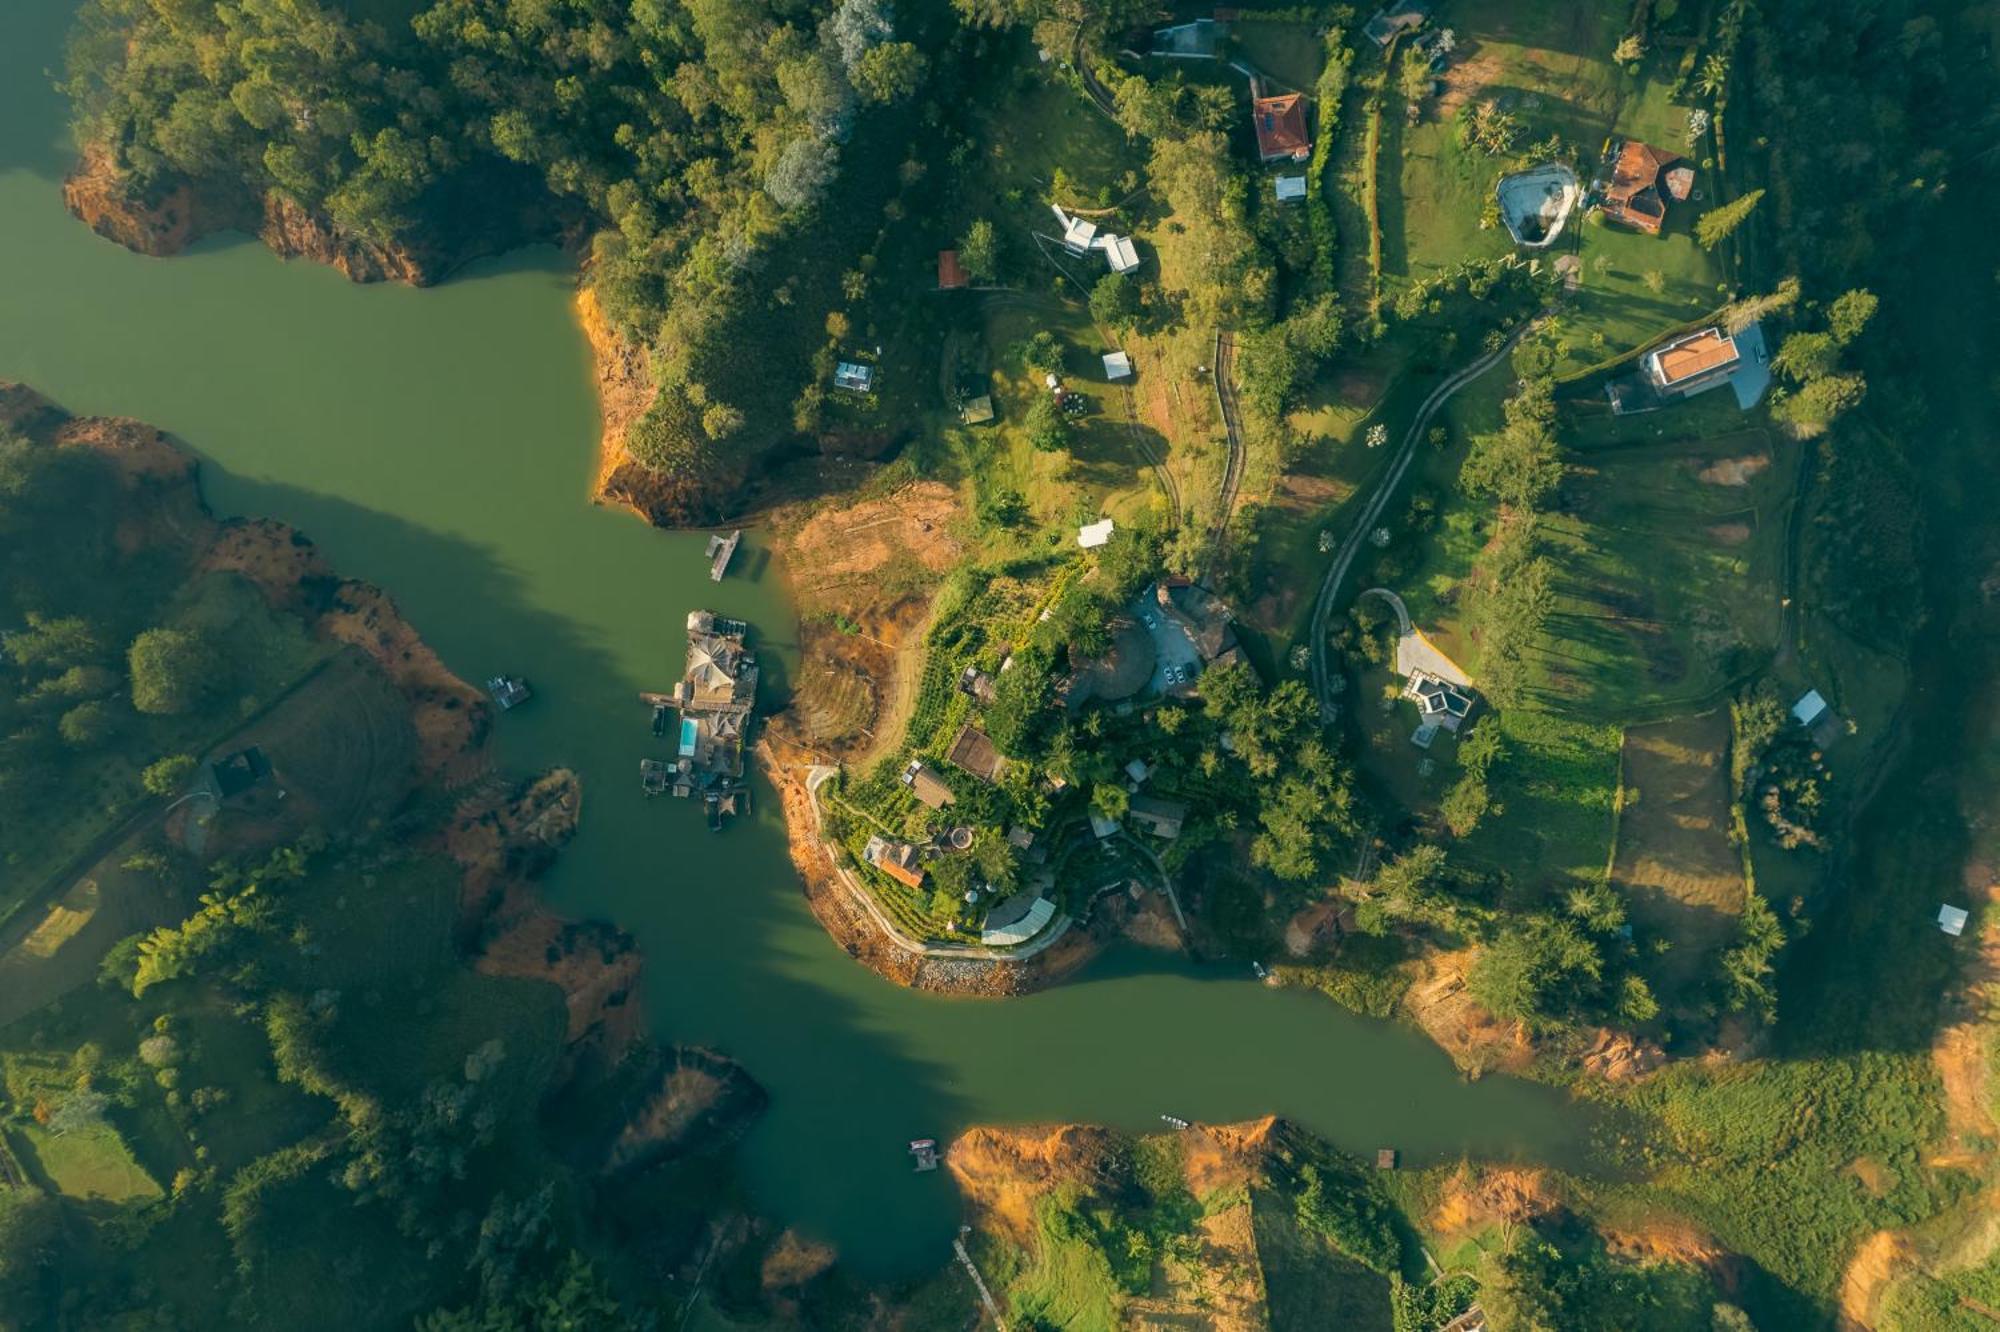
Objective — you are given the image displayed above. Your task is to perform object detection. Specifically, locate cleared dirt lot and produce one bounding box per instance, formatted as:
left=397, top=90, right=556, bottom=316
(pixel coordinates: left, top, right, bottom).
left=1610, top=711, right=1746, bottom=1001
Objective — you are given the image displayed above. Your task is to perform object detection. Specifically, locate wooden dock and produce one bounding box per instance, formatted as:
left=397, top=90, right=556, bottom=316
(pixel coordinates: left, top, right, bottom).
left=706, top=529, right=742, bottom=582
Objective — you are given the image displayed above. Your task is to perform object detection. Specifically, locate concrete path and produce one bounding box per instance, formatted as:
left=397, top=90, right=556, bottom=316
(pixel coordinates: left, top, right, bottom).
left=954, top=1235, right=1009, bottom=1330
left=1309, top=321, right=1538, bottom=714
left=1361, top=588, right=1474, bottom=687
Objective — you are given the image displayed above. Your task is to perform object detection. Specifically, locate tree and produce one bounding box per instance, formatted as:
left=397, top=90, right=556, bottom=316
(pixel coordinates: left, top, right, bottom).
left=853, top=42, right=925, bottom=104
left=128, top=627, right=216, bottom=716
left=3, top=613, right=100, bottom=671
left=1458, top=99, right=1522, bottom=155
left=1470, top=915, right=1605, bottom=1031
left=765, top=135, right=839, bottom=211
left=1089, top=271, right=1139, bottom=329
left=1827, top=288, right=1878, bottom=344
left=0, top=1189, right=61, bottom=1312
left=1771, top=330, right=1839, bottom=382
left=1774, top=372, right=1866, bottom=436
left=625, top=384, right=713, bottom=475
left=1642, top=269, right=1666, bottom=294
left=960, top=218, right=999, bottom=282
left=1612, top=34, right=1645, bottom=63
left=1399, top=48, right=1435, bottom=102
left=1459, top=378, right=1562, bottom=511
left=1024, top=395, right=1069, bottom=452
left=1023, top=330, right=1065, bottom=373
left=1695, top=189, right=1764, bottom=250
left=58, top=699, right=117, bottom=748
left=1696, top=52, right=1730, bottom=97
left=143, top=753, right=198, bottom=796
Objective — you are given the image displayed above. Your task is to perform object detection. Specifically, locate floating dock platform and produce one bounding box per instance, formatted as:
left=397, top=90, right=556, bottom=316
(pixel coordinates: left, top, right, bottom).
left=706, top=529, right=742, bottom=582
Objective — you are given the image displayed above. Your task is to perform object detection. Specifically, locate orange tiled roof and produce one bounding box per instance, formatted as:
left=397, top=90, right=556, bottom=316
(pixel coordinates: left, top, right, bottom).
left=1655, top=329, right=1739, bottom=385
left=1253, top=93, right=1310, bottom=161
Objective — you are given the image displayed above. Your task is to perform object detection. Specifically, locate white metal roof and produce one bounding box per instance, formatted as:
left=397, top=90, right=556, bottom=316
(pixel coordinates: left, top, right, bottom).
left=1078, top=518, right=1116, bottom=548
left=1939, top=904, right=1970, bottom=936
left=1103, top=351, right=1133, bottom=380
left=982, top=897, right=1057, bottom=947
left=1275, top=174, right=1308, bottom=201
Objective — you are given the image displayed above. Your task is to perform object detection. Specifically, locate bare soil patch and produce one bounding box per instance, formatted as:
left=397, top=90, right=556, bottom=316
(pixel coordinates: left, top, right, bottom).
left=1697, top=454, right=1771, bottom=487
left=1404, top=947, right=1536, bottom=1077
left=1708, top=522, right=1753, bottom=545
left=1429, top=1164, right=1557, bottom=1235
left=1839, top=1230, right=1914, bottom=1331
left=1435, top=48, right=1507, bottom=118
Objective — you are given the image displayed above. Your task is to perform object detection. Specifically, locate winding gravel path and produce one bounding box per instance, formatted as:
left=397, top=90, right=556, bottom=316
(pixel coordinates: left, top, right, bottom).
left=1307, top=321, right=1538, bottom=714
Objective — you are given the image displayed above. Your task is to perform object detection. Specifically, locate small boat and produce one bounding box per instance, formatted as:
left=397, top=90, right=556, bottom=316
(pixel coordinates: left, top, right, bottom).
left=651, top=704, right=670, bottom=738
left=1160, top=1114, right=1191, bottom=1130
left=909, top=1138, right=940, bottom=1171
left=1251, top=961, right=1269, bottom=980
left=486, top=675, right=532, bottom=710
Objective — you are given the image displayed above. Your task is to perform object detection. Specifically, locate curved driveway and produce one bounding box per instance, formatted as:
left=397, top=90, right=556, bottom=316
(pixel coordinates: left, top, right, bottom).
left=1308, top=321, right=1537, bottom=713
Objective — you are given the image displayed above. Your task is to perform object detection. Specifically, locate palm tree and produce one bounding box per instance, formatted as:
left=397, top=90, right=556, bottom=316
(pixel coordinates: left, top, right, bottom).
left=1697, top=53, right=1730, bottom=98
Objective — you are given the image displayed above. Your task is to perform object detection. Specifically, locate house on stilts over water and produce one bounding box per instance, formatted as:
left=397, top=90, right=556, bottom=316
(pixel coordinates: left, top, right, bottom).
left=642, top=610, right=758, bottom=828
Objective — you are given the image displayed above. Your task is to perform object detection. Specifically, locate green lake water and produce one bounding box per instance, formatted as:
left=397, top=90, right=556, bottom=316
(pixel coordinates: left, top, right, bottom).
left=1, top=0, right=1592, bottom=1274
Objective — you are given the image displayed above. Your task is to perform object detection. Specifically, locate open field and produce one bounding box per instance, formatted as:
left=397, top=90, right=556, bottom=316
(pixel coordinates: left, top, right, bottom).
left=978, top=295, right=1175, bottom=529
left=1457, top=706, right=1621, bottom=899
left=1230, top=21, right=1325, bottom=93
left=1526, top=426, right=1791, bottom=719
left=1610, top=712, right=1745, bottom=1002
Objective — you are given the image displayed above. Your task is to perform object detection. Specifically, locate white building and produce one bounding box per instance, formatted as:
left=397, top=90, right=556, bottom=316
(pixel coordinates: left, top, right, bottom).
left=1102, top=351, right=1133, bottom=381
left=1078, top=518, right=1116, bottom=549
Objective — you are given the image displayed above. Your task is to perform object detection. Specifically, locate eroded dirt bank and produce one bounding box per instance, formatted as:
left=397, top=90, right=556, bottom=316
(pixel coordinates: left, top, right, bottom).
left=65, top=146, right=577, bottom=287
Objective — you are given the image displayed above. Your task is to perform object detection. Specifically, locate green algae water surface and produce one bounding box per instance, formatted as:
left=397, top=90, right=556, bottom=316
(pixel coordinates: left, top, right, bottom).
left=0, top=0, right=1592, bottom=1274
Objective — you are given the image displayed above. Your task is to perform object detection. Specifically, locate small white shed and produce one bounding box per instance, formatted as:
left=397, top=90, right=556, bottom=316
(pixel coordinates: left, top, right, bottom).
left=1939, top=904, right=1970, bottom=937
left=1791, top=689, right=1828, bottom=727
left=1078, top=518, right=1116, bottom=549
left=1103, top=351, right=1133, bottom=381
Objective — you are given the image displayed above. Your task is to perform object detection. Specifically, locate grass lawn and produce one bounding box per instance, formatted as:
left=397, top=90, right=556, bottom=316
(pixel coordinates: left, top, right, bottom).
left=1230, top=21, right=1325, bottom=93
left=1456, top=706, right=1622, bottom=899
left=979, top=296, right=1166, bottom=530
left=1384, top=0, right=1724, bottom=361
left=1525, top=424, right=1792, bottom=721
left=10, top=1121, right=160, bottom=1202
left=1008, top=1187, right=1126, bottom=1331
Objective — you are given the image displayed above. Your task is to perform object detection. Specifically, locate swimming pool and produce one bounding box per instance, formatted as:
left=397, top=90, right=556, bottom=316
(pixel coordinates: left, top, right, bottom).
left=678, top=717, right=698, bottom=757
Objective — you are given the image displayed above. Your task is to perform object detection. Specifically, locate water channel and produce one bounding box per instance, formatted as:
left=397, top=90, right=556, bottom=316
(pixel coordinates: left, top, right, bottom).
left=0, top=0, right=1592, bottom=1274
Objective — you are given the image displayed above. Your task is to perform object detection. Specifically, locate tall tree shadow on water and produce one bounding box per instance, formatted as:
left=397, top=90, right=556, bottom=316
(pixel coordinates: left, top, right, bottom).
left=0, top=0, right=83, bottom=181
left=195, top=459, right=981, bottom=1277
